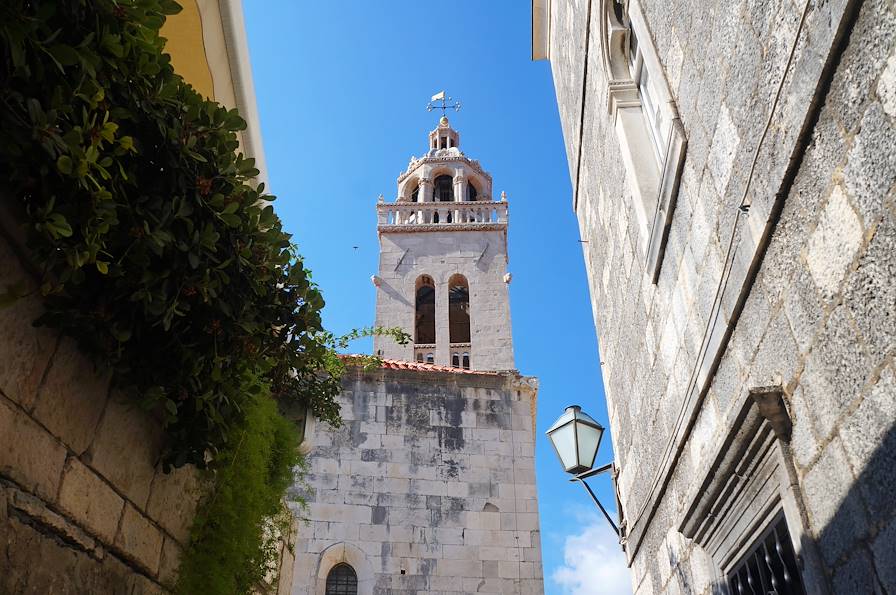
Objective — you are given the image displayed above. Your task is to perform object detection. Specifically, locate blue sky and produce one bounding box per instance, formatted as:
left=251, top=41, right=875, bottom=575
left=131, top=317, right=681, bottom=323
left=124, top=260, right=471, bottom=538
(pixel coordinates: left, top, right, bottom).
left=243, top=2, right=627, bottom=592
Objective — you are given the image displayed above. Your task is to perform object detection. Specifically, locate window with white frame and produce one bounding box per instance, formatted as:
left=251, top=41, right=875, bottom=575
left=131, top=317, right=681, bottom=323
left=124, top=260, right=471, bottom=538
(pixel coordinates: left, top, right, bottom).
left=601, top=0, right=687, bottom=283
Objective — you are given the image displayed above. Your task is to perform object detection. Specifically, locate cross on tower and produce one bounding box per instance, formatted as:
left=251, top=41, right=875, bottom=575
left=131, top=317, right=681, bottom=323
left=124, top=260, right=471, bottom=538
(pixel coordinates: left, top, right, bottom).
left=426, top=91, right=461, bottom=116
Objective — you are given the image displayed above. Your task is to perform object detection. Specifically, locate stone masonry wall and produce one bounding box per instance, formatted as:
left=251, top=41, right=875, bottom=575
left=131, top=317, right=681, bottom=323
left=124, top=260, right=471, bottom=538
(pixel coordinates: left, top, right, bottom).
left=288, top=365, right=542, bottom=595
left=374, top=229, right=515, bottom=371
left=0, top=232, right=203, bottom=594
left=548, top=0, right=896, bottom=592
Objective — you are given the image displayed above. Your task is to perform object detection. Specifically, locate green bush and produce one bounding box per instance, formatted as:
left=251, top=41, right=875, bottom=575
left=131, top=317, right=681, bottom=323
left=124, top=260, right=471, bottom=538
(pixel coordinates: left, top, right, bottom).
left=176, top=386, right=302, bottom=595
left=0, top=0, right=343, bottom=468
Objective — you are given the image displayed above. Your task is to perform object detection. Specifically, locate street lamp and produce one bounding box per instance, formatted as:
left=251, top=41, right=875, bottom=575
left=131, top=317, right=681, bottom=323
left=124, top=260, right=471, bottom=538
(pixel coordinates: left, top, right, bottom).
left=546, top=405, right=620, bottom=537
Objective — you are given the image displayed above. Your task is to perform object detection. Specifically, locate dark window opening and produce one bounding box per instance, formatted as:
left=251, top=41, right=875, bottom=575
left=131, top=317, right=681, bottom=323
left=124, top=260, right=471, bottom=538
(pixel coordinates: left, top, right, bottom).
left=426, top=353, right=434, bottom=364
left=462, top=353, right=470, bottom=370
left=452, top=353, right=460, bottom=368
left=727, top=514, right=806, bottom=595
left=467, top=183, right=478, bottom=202
left=435, top=175, right=454, bottom=202
left=448, top=274, right=470, bottom=343
left=415, top=276, right=436, bottom=344
left=410, top=185, right=419, bottom=202
left=325, top=563, right=357, bottom=595
left=416, top=352, right=424, bottom=363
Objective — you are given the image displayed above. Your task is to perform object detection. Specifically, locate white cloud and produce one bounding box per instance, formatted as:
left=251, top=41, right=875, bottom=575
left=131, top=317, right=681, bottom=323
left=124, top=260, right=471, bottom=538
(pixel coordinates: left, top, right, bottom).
left=552, top=519, right=632, bottom=595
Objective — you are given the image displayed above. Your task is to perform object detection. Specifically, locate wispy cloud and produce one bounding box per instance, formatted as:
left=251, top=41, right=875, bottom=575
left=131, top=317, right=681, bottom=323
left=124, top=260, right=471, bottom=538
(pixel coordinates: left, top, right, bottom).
left=552, top=517, right=632, bottom=595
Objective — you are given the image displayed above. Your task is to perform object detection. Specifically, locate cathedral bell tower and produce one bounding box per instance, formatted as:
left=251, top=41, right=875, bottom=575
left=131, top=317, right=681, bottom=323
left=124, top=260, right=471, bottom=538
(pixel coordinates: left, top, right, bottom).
left=373, top=115, right=515, bottom=371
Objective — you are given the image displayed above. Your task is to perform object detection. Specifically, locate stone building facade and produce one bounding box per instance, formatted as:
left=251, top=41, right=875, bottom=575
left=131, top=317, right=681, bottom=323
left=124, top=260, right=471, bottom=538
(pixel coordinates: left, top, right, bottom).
left=534, top=0, right=896, bottom=593
left=286, top=120, right=544, bottom=594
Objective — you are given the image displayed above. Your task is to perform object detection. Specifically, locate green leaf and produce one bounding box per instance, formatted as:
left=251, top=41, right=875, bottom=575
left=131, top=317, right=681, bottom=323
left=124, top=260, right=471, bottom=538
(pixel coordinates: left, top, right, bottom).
left=57, top=155, right=72, bottom=174
left=47, top=43, right=79, bottom=67
left=95, top=260, right=109, bottom=274
left=110, top=323, right=131, bottom=342
left=219, top=213, right=241, bottom=227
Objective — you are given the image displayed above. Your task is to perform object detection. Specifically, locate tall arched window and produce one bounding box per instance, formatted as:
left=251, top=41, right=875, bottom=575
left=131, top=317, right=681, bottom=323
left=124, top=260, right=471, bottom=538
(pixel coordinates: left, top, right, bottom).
left=325, top=563, right=357, bottom=595
left=466, top=182, right=478, bottom=202
left=415, top=275, right=436, bottom=344
left=448, top=274, right=470, bottom=343
left=434, top=175, right=454, bottom=202
left=410, top=184, right=419, bottom=202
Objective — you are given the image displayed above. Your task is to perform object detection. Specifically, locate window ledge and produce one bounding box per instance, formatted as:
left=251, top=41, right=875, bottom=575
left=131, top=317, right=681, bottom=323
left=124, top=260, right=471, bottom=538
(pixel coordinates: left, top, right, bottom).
left=645, top=117, right=687, bottom=283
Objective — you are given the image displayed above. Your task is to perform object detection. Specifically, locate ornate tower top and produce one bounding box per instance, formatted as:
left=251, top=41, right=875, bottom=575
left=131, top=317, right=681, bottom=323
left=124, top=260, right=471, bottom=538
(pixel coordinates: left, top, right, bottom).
left=372, top=114, right=515, bottom=371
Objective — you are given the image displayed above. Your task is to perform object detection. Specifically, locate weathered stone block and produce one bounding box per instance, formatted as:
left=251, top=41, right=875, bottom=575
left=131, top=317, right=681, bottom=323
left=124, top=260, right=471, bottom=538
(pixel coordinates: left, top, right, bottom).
left=0, top=397, right=66, bottom=501
left=146, top=463, right=203, bottom=544
left=31, top=338, right=110, bottom=455
left=88, top=395, right=163, bottom=509
left=114, top=503, right=163, bottom=576
left=802, top=439, right=867, bottom=565
left=58, top=457, right=124, bottom=544
left=158, top=536, right=183, bottom=589
left=804, top=185, right=864, bottom=300
left=0, top=241, right=57, bottom=409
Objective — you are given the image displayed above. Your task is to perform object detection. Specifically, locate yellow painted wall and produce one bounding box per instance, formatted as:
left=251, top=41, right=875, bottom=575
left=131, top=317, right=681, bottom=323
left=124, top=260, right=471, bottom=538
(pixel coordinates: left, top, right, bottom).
left=160, top=0, right=215, bottom=99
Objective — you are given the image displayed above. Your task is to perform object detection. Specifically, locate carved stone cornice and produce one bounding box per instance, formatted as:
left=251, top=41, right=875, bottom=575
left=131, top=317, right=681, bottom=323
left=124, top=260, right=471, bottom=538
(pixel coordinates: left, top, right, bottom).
left=398, top=155, right=492, bottom=184
left=378, top=223, right=507, bottom=234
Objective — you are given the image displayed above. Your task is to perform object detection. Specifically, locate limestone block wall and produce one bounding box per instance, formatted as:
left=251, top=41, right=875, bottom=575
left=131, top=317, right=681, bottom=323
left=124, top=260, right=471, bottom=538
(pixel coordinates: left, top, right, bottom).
left=547, top=0, right=896, bottom=592
left=0, top=233, right=203, bottom=594
left=288, top=365, right=542, bottom=595
left=374, top=229, right=515, bottom=371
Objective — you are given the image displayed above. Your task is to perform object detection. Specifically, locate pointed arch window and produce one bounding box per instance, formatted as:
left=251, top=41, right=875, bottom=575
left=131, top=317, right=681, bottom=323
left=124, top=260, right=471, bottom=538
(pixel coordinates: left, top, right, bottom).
left=462, top=352, right=470, bottom=370
left=448, top=274, right=470, bottom=343
left=434, top=175, right=454, bottom=202
left=452, top=353, right=460, bottom=368
left=410, top=184, right=419, bottom=202
left=467, top=182, right=478, bottom=202
left=415, top=275, right=436, bottom=344
left=325, top=563, right=357, bottom=595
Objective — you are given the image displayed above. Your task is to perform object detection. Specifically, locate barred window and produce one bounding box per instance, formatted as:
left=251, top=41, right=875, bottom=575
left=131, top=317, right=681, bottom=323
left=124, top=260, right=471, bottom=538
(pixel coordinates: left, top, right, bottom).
left=325, top=563, right=357, bottom=595
left=727, top=514, right=806, bottom=595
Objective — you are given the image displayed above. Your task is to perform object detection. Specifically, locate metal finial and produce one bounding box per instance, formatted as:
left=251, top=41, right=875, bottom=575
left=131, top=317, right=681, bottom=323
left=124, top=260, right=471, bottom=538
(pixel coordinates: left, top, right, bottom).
left=426, top=91, right=461, bottom=117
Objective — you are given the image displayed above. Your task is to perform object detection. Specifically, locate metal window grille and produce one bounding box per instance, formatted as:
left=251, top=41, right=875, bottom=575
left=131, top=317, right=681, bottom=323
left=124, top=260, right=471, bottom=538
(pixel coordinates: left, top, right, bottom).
left=325, top=564, right=357, bottom=595
left=727, top=514, right=806, bottom=595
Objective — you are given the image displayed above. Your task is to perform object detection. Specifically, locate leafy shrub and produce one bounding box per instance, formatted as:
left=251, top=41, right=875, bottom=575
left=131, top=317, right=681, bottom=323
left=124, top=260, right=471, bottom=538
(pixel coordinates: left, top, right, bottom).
left=0, top=0, right=344, bottom=468
left=176, top=386, right=302, bottom=595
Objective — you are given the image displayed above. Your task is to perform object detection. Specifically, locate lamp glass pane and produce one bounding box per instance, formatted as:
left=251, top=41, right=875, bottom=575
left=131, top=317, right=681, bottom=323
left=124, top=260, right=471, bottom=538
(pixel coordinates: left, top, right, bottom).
left=575, top=421, right=603, bottom=470
left=549, top=421, right=577, bottom=471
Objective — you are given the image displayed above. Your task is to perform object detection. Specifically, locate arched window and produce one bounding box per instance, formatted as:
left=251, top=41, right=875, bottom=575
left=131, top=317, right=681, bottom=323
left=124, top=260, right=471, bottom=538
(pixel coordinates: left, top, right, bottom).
left=410, top=184, right=419, bottom=202
left=325, top=563, right=357, bottom=595
left=434, top=175, right=454, bottom=202
left=448, top=274, right=470, bottom=343
left=415, top=275, right=435, bottom=344
left=426, top=353, right=434, bottom=364
left=452, top=353, right=460, bottom=368
left=416, top=352, right=423, bottom=363
left=462, top=352, right=470, bottom=370
left=467, top=182, right=478, bottom=202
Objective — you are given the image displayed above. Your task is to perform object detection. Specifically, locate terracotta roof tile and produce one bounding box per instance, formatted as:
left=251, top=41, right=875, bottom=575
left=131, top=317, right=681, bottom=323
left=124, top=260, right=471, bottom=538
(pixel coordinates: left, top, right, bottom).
left=338, top=354, right=501, bottom=375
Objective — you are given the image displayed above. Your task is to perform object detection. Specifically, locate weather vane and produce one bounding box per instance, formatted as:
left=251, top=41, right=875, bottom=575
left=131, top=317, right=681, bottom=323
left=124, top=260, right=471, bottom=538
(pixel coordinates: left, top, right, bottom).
left=427, top=91, right=461, bottom=116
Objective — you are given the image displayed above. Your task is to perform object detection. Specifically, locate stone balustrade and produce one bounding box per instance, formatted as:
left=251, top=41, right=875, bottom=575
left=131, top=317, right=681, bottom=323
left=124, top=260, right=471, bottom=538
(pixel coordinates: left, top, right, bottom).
left=377, top=200, right=508, bottom=228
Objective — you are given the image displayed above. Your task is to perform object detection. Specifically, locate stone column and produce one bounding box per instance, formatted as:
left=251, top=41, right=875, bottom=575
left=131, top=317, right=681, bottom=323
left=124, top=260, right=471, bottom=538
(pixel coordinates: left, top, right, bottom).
left=434, top=275, right=450, bottom=366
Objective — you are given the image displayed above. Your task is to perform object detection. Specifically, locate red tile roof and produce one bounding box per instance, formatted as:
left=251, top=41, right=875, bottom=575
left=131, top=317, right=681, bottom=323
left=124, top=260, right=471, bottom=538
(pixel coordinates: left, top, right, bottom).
left=338, top=355, right=502, bottom=376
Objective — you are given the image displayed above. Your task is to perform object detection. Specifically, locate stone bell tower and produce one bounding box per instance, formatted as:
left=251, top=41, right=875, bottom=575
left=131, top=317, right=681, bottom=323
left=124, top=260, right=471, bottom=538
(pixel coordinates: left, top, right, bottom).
left=373, top=115, right=514, bottom=371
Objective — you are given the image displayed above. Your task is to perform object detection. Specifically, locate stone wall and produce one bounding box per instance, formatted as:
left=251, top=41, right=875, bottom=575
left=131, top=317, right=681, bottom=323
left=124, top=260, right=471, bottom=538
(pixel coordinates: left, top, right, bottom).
left=374, top=229, right=515, bottom=371
left=0, top=232, right=203, bottom=593
left=545, top=0, right=896, bottom=592
left=288, top=364, right=542, bottom=595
